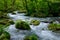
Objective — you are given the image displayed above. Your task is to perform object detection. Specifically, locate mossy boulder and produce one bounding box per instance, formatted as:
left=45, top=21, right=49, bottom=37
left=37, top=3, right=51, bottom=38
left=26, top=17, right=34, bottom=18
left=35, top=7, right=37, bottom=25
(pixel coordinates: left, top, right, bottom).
left=30, top=20, right=40, bottom=26
left=48, top=23, right=60, bottom=32
left=0, top=29, right=10, bottom=40
left=15, top=20, right=30, bottom=30
left=24, top=34, right=38, bottom=40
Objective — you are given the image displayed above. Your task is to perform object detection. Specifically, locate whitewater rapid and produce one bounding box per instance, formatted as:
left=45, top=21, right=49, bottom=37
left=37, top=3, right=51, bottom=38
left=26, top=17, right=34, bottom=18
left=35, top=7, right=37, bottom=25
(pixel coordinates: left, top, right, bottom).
left=5, top=12, right=60, bottom=40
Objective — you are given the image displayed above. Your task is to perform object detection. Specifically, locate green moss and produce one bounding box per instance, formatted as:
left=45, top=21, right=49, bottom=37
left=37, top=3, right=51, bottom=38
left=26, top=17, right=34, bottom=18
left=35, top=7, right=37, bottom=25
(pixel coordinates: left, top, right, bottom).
left=0, top=29, right=10, bottom=40
left=24, top=34, right=38, bottom=40
left=0, top=24, right=7, bottom=30
left=0, top=19, right=14, bottom=26
left=30, top=20, right=40, bottom=26
left=15, top=20, right=30, bottom=30
left=30, top=13, right=47, bottom=18
left=48, top=23, right=60, bottom=31
left=8, top=19, right=14, bottom=24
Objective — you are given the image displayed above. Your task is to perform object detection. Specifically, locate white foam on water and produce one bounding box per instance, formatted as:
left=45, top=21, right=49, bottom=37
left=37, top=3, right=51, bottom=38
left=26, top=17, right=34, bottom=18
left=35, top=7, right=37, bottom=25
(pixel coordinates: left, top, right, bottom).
left=6, top=13, right=60, bottom=40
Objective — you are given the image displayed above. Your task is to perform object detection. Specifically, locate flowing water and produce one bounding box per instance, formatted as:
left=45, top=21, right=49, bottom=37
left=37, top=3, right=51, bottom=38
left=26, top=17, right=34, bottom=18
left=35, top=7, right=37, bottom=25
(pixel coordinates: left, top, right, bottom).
left=5, top=11, right=60, bottom=40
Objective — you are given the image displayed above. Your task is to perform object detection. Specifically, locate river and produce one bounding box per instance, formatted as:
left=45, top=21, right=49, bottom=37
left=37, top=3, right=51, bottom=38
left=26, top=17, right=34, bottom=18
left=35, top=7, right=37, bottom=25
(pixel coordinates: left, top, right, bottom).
left=5, top=11, right=60, bottom=40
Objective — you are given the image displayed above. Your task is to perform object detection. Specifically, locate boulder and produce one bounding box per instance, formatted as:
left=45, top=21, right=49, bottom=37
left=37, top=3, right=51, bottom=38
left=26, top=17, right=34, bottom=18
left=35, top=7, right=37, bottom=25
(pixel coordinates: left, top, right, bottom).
left=24, top=34, right=38, bottom=40
left=30, top=20, right=40, bottom=26
left=15, top=20, right=30, bottom=30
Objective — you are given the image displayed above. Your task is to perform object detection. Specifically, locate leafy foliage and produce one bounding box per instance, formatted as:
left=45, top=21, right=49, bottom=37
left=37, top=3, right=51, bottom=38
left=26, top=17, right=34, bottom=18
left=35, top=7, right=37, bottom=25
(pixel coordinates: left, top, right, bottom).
left=0, top=28, right=10, bottom=40
left=0, top=0, right=60, bottom=17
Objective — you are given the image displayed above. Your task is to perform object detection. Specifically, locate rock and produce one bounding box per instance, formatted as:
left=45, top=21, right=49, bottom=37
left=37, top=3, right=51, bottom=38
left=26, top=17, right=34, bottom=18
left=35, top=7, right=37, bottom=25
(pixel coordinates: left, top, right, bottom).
left=0, top=29, right=10, bottom=40
left=17, top=10, right=26, bottom=13
left=12, top=13, right=16, bottom=14
left=41, top=20, right=53, bottom=23
left=48, top=23, right=60, bottom=32
left=30, top=20, right=40, bottom=26
left=12, top=11, right=16, bottom=14
left=24, top=34, right=38, bottom=40
left=17, top=11, right=21, bottom=13
left=15, top=20, right=30, bottom=30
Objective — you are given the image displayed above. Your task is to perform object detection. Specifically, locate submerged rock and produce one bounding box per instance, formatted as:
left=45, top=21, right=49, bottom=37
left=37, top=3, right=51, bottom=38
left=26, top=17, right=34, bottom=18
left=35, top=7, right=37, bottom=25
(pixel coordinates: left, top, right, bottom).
left=30, top=20, right=40, bottom=26
left=15, top=20, right=30, bottom=30
left=24, top=34, right=38, bottom=40
left=48, top=23, right=60, bottom=32
left=41, top=20, right=53, bottom=23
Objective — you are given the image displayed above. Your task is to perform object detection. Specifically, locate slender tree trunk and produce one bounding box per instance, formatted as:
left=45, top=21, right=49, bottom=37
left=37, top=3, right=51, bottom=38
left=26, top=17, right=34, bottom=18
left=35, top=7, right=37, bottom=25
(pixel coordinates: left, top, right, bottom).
left=24, top=0, right=29, bottom=13
left=3, top=0, right=7, bottom=12
left=11, top=0, right=16, bottom=11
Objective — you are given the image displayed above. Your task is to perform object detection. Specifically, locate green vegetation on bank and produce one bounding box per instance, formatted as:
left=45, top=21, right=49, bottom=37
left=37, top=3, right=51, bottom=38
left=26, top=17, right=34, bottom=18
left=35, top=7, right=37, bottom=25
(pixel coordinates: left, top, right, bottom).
left=48, top=23, right=60, bottom=32
left=0, top=0, right=60, bottom=40
left=0, top=27, right=10, bottom=40
left=0, top=0, right=60, bottom=17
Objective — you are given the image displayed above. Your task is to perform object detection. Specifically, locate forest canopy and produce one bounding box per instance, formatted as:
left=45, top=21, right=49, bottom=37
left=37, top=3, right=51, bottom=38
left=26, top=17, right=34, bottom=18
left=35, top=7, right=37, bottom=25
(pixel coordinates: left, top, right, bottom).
left=0, top=0, right=60, bottom=17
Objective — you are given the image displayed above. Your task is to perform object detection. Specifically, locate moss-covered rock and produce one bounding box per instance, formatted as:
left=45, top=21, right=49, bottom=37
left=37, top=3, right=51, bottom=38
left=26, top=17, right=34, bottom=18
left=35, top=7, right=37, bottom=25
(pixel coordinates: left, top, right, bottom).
left=24, top=34, right=38, bottom=40
left=30, top=20, right=40, bottom=26
left=15, top=20, right=30, bottom=30
left=48, top=23, right=60, bottom=31
left=0, top=29, right=10, bottom=40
